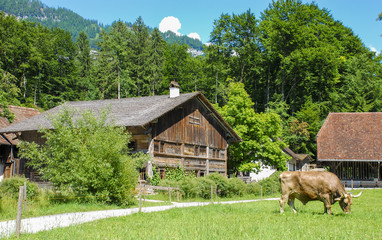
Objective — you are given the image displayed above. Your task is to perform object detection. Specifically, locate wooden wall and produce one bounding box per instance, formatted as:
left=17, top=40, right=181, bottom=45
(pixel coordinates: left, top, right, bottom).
left=154, top=98, right=227, bottom=149
left=151, top=98, right=229, bottom=175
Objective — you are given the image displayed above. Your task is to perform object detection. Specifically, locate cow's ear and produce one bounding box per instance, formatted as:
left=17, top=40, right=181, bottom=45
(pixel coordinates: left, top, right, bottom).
left=334, top=194, right=345, bottom=201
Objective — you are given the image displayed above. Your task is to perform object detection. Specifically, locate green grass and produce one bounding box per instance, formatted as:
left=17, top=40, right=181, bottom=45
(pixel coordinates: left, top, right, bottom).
left=144, top=191, right=279, bottom=203
left=0, top=189, right=271, bottom=222
left=7, top=189, right=381, bottom=240
left=0, top=196, right=170, bottom=222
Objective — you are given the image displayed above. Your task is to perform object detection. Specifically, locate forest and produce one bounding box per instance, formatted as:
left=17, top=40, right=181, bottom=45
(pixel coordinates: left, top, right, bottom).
left=1, top=0, right=382, bottom=162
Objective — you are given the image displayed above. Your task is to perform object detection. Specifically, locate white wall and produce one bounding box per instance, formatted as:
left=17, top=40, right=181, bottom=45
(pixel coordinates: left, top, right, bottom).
left=249, top=165, right=276, bottom=182
left=0, top=163, right=4, bottom=182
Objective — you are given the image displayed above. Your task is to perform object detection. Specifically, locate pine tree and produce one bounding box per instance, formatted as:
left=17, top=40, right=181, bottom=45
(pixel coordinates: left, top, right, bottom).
left=131, top=16, right=150, bottom=96
left=148, top=28, right=166, bottom=95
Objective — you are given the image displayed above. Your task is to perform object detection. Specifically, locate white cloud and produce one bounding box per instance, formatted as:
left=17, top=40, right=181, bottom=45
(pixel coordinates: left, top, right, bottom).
left=159, top=16, right=182, bottom=36
left=369, top=45, right=381, bottom=55
left=187, top=32, right=201, bottom=41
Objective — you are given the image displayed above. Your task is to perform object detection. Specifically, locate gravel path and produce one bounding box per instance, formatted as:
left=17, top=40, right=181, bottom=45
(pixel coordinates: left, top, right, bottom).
left=0, top=198, right=279, bottom=238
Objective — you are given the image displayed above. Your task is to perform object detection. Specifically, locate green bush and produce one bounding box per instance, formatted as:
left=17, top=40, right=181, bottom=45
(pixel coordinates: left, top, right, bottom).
left=196, top=178, right=216, bottom=199
left=18, top=108, right=139, bottom=206
left=165, top=166, right=186, bottom=182
left=246, top=171, right=281, bottom=196
left=155, top=171, right=281, bottom=200
left=48, top=186, right=77, bottom=203
left=147, top=166, right=161, bottom=186
left=159, top=179, right=178, bottom=188
left=0, top=176, right=39, bottom=199
left=179, top=177, right=200, bottom=199
left=205, top=173, right=229, bottom=197
left=227, top=177, right=246, bottom=196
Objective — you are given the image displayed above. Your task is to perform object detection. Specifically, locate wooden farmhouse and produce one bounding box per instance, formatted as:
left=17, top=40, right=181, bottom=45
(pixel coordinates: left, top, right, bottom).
left=0, top=106, right=40, bottom=181
left=317, top=112, right=382, bottom=187
left=0, top=87, right=241, bottom=182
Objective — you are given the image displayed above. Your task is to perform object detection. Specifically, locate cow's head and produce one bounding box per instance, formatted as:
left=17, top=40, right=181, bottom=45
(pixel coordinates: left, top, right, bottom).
left=335, top=192, right=362, bottom=213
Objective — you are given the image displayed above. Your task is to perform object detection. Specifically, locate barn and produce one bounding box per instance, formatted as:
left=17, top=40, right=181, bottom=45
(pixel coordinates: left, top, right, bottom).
left=0, top=106, right=40, bottom=181
left=317, top=112, right=382, bottom=187
left=0, top=86, right=241, bottom=182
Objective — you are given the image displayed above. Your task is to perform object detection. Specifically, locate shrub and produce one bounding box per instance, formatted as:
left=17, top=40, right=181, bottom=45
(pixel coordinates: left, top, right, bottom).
left=18, top=108, right=138, bottom=206
left=227, top=177, right=246, bottom=196
left=205, top=173, right=229, bottom=197
left=196, top=178, right=216, bottom=199
left=0, top=176, right=39, bottom=199
left=159, top=179, right=178, bottom=188
left=179, top=177, right=200, bottom=199
left=147, top=166, right=161, bottom=186
left=46, top=186, right=84, bottom=204
left=165, top=166, right=186, bottom=182
left=246, top=171, right=281, bottom=196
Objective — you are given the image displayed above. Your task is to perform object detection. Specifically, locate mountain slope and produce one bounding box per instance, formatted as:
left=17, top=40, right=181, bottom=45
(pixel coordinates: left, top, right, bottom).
left=0, top=0, right=102, bottom=43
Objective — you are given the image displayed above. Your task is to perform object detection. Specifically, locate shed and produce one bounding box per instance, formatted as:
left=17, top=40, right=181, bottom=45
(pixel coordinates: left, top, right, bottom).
left=283, top=146, right=314, bottom=171
left=0, top=90, right=241, bottom=182
left=0, top=106, right=40, bottom=181
left=317, top=112, right=382, bottom=186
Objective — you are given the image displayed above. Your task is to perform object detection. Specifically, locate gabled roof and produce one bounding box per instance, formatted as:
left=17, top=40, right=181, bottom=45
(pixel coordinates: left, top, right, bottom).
left=283, top=146, right=313, bottom=162
left=0, top=92, right=241, bottom=142
left=0, top=106, right=40, bottom=145
left=317, top=112, right=382, bottom=161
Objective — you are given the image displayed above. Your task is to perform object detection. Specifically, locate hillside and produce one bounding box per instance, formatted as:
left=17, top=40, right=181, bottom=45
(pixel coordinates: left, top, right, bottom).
left=0, top=0, right=103, bottom=46
left=0, top=0, right=204, bottom=51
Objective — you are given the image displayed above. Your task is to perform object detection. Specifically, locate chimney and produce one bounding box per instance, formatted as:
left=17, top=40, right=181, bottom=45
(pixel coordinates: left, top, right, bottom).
left=169, top=81, right=180, bottom=98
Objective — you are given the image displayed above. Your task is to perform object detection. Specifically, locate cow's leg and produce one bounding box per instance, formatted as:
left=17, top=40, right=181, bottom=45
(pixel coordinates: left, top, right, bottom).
left=322, top=196, right=333, bottom=215
left=279, top=194, right=289, bottom=214
left=288, top=197, right=297, bottom=214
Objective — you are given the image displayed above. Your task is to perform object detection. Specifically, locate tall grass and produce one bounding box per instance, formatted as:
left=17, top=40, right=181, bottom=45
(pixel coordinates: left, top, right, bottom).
left=9, top=189, right=381, bottom=240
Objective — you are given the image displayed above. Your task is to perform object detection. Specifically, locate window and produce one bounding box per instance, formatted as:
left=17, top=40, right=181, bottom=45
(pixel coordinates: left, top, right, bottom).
left=128, top=141, right=136, bottom=151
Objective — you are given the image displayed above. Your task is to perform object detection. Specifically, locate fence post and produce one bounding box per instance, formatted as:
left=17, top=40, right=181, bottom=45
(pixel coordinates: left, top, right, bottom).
left=24, top=182, right=27, bottom=213
left=177, top=185, right=180, bottom=201
left=139, top=181, right=142, bottom=213
left=168, top=185, right=171, bottom=202
left=351, top=180, right=354, bottom=190
left=143, top=184, right=146, bottom=203
left=16, top=186, right=24, bottom=238
left=211, top=185, right=214, bottom=203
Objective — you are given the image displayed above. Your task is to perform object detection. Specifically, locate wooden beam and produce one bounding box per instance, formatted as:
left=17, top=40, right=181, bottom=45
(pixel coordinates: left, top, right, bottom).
left=153, top=151, right=225, bottom=161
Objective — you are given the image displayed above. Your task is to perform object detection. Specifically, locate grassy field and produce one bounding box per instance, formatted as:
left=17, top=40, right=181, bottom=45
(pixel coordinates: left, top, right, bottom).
left=0, top=196, right=170, bottom=222
left=6, top=189, right=381, bottom=240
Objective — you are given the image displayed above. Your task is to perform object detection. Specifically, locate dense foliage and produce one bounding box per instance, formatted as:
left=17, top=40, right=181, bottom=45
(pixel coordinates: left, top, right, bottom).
left=0, top=175, right=39, bottom=199
left=215, top=82, right=289, bottom=173
left=18, top=108, right=139, bottom=205
left=155, top=171, right=281, bottom=199
left=1, top=0, right=382, bottom=169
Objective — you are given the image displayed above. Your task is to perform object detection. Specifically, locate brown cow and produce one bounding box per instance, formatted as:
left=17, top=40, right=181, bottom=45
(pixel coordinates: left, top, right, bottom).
left=279, top=171, right=362, bottom=214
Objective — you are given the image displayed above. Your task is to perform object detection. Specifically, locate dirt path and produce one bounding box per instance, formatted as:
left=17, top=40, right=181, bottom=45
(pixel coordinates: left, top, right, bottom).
left=0, top=198, right=278, bottom=238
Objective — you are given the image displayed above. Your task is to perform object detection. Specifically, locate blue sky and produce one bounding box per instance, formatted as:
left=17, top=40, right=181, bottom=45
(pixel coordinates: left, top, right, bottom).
left=40, top=0, right=382, bottom=53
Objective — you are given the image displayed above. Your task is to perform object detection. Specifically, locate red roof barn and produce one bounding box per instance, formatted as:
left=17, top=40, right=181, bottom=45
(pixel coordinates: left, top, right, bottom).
left=317, top=112, right=382, bottom=186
